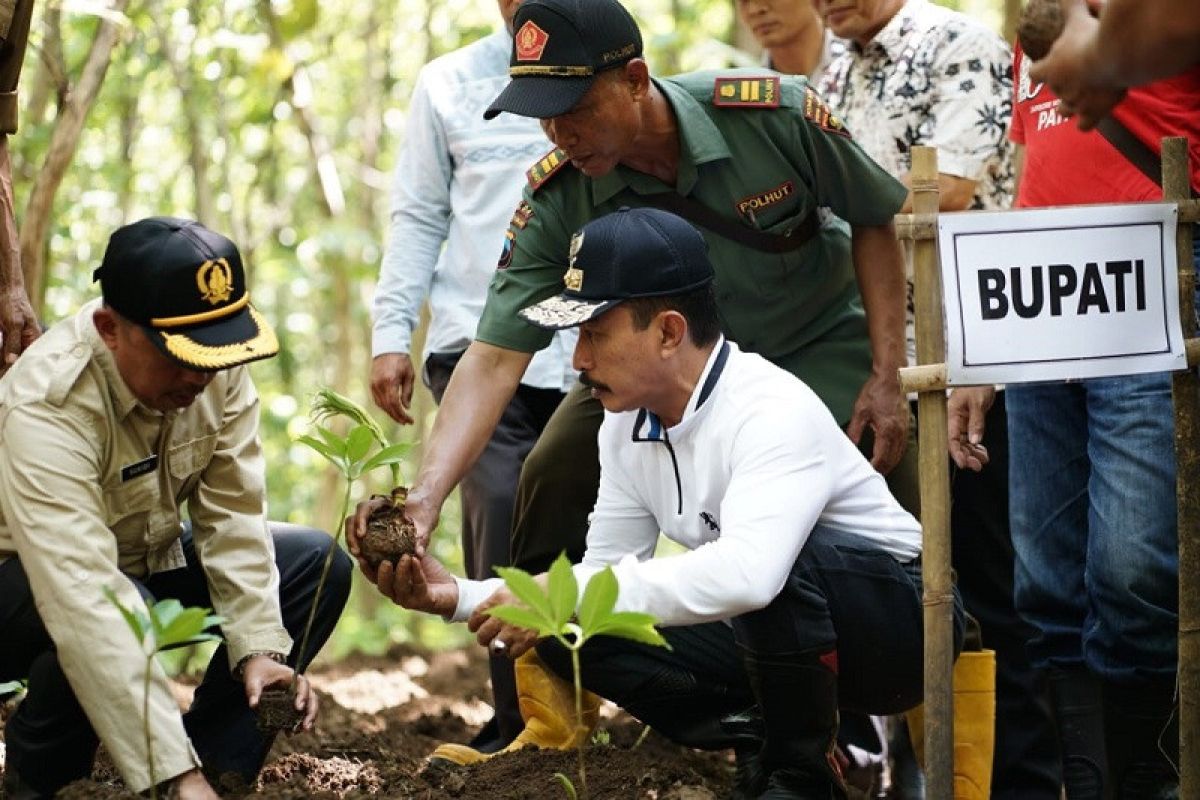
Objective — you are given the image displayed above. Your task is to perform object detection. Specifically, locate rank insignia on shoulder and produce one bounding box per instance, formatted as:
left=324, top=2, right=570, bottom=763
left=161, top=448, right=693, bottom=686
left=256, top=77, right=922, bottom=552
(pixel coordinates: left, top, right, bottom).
left=803, top=87, right=851, bottom=137
left=712, top=76, right=781, bottom=108
left=510, top=200, right=534, bottom=230
left=526, top=148, right=569, bottom=192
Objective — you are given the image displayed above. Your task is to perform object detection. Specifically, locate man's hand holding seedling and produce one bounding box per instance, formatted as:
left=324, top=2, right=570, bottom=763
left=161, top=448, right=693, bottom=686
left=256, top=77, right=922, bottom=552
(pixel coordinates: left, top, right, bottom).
left=470, top=583, right=544, bottom=659
left=242, top=656, right=318, bottom=733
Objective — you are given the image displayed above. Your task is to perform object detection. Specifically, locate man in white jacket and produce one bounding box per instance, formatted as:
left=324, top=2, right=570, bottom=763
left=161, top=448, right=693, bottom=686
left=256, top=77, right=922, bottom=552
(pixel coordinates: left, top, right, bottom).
left=355, top=208, right=964, bottom=799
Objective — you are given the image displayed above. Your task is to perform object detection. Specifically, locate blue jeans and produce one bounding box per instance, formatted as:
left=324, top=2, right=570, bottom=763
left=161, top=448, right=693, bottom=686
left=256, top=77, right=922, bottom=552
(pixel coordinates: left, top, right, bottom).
left=1007, top=375, right=1178, bottom=683
left=1006, top=229, right=1198, bottom=684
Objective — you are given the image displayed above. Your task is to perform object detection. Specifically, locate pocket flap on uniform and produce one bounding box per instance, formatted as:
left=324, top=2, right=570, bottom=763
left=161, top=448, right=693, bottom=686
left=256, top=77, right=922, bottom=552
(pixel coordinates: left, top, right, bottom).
left=167, top=434, right=218, bottom=479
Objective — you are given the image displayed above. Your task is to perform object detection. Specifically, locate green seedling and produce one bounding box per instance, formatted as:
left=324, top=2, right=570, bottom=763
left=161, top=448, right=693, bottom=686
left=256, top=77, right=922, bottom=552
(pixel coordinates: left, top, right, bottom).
left=103, top=587, right=223, bottom=799
left=294, top=388, right=413, bottom=667
left=487, top=553, right=669, bottom=800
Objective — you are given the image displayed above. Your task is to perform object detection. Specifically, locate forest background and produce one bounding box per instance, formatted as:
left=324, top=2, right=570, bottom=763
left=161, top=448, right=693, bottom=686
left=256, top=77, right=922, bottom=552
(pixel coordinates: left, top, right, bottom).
left=10, top=0, right=1021, bottom=663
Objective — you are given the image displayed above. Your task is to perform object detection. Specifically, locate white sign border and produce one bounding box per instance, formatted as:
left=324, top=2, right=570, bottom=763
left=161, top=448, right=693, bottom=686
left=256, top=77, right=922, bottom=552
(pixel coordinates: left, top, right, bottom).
left=937, top=202, right=1185, bottom=385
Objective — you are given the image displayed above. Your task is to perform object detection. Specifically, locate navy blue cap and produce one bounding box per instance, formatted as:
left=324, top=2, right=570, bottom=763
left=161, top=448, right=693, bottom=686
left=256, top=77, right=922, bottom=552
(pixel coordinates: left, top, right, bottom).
left=485, top=0, right=643, bottom=120
left=519, top=208, right=713, bottom=330
left=93, top=217, right=278, bottom=371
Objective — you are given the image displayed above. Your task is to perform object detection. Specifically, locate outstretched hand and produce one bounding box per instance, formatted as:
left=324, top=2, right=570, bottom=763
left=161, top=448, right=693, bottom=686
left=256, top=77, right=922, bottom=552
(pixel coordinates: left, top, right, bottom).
left=374, top=552, right=460, bottom=617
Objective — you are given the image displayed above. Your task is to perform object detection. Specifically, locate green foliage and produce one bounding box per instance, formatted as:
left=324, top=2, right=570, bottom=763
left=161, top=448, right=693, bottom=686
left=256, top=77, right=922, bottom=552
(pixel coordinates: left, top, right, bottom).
left=488, top=555, right=668, bottom=653
left=103, top=587, right=224, bottom=798
left=488, top=553, right=668, bottom=799
left=301, top=388, right=413, bottom=486
left=102, top=587, right=224, bottom=657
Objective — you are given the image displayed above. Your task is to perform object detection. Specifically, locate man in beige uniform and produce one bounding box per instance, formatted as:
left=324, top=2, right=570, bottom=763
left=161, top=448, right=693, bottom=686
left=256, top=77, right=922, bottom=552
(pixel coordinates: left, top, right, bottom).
left=0, top=218, right=351, bottom=800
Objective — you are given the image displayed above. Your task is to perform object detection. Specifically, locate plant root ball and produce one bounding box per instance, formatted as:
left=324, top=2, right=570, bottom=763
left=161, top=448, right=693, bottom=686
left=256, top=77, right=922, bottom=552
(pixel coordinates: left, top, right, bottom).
left=361, top=504, right=418, bottom=569
left=1017, top=0, right=1064, bottom=61
left=255, top=686, right=304, bottom=734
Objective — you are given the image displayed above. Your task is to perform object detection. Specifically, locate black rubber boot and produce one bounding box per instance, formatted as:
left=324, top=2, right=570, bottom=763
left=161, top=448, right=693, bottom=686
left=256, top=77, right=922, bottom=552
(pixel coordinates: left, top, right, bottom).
left=742, top=648, right=848, bottom=800
left=1103, top=679, right=1179, bottom=800
left=1048, top=668, right=1111, bottom=800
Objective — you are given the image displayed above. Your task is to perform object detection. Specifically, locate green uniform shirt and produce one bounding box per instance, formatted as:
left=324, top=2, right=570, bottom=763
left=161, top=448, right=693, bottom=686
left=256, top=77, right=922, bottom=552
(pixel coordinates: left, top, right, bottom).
left=478, top=69, right=907, bottom=423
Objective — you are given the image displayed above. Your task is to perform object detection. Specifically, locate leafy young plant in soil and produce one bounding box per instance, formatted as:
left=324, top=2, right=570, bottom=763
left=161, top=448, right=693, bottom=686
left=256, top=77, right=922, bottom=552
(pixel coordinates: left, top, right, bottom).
left=486, top=553, right=669, bottom=800
left=280, top=389, right=415, bottom=730
left=103, top=588, right=224, bottom=800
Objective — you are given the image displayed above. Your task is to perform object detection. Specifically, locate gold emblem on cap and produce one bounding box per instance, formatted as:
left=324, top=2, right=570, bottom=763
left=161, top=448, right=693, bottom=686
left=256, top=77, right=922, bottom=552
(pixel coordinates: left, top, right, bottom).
left=515, top=20, right=550, bottom=62
left=564, top=232, right=584, bottom=291
left=196, top=258, right=234, bottom=306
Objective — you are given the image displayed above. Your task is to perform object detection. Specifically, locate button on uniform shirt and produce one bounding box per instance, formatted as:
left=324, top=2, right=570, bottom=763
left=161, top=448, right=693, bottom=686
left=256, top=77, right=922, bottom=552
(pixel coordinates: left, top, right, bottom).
left=0, top=300, right=291, bottom=790
left=478, top=69, right=907, bottom=425
left=372, top=30, right=576, bottom=391
left=817, top=0, right=1014, bottom=365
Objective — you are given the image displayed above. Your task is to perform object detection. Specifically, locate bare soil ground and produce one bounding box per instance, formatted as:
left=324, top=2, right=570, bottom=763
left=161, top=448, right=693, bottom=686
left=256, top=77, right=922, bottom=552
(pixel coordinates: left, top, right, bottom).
left=1, top=645, right=734, bottom=799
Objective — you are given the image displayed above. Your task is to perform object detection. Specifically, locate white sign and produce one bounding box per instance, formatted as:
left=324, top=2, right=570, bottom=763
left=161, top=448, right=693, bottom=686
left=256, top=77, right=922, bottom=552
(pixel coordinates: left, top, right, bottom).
left=938, top=203, right=1186, bottom=385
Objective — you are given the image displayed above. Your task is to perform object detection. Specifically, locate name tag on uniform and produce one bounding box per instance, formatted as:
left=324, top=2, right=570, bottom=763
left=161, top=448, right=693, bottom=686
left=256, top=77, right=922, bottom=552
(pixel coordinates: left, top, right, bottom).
left=121, top=455, right=158, bottom=482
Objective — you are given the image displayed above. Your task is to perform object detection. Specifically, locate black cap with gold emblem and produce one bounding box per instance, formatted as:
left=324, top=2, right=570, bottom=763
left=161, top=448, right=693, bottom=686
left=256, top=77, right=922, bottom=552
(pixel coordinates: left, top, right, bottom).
left=484, top=0, right=642, bottom=120
left=93, top=217, right=279, bottom=371
left=519, top=207, right=713, bottom=330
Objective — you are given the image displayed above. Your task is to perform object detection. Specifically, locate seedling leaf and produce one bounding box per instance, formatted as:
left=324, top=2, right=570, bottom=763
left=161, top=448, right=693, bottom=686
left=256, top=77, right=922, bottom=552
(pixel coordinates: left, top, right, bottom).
left=314, top=425, right=347, bottom=458
left=546, top=554, right=578, bottom=628
left=346, top=425, right=374, bottom=463
left=485, top=604, right=553, bottom=635
left=577, top=567, right=618, bottom=631
left=493, top=565, right=554, bottom=621
left=296, top=434, right=343, bottom=470
left=591, top=612, right=669, bottom=649
left=359, top=442, right=415, bottom=474
left=312, top=388, right=388, bottom=448
left=104, top=586, right=149, bottom=643
left=158, top=606, right=223, bottom=648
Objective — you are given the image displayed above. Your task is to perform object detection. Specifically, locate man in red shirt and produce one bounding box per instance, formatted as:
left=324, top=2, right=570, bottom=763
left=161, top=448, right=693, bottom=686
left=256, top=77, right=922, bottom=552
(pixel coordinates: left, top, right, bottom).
left=1000, top=28, right=1200, bottom=796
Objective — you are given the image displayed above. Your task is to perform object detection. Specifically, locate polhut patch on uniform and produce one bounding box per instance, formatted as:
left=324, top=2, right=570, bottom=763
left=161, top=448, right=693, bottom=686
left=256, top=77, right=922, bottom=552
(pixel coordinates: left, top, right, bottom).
left=497, top=228, right=516, bottom=270
left=712, top=76, right=781, bottom=108
left=121, top=454, right=159, bottom=482
left=510, top=200, right=534, bottom=230
left=803, top=87, right=851, bottom=137
left=736, top=180, right=795, bottom=218
left=526, top=148, right=569, bottom=192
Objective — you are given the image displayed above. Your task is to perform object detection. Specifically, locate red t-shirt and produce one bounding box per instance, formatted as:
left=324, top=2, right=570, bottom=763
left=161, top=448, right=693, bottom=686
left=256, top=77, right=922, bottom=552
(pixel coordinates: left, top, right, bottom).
left=1011, top=44, right=1200, bottom=208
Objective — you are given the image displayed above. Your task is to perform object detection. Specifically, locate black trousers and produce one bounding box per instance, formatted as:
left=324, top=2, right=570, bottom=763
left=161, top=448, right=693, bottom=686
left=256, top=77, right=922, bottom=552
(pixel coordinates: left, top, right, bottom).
left=0, top=523, right=351, bottom=796
left=426, top=351, right=564, bottom=743
left=538, top=527, right=966, bottom=745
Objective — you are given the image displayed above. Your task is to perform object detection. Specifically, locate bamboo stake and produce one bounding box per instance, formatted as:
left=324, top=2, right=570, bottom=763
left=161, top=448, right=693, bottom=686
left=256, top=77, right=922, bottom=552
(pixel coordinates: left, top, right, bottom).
left=1164, top=136, right=1199, bottom=800
left=910, top=146, right=954, bottom=799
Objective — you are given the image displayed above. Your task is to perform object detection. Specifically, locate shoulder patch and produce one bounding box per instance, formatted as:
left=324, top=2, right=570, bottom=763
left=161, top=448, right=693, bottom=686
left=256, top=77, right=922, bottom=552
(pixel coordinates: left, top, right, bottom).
left=526, top=148, right=570, bottom=192
left=802, top=87, right=851, bottom=138
left=712, top=76, right=781, bottom=108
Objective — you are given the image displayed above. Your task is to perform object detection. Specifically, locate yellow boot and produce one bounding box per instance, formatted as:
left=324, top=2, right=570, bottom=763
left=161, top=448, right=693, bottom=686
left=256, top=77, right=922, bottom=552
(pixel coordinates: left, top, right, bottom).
left=431, top=650, right=601, bottom=765
left=906, top=649, right=996, bottom=800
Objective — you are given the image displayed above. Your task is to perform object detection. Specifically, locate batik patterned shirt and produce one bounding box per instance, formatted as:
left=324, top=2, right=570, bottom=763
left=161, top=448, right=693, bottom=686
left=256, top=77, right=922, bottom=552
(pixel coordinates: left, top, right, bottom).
left=817, top=0, right=1014, bottom=364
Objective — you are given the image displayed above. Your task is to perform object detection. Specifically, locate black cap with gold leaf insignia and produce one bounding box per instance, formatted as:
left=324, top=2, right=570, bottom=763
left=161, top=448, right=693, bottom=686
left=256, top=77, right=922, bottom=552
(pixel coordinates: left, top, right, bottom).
left=485, top=0, right=642, bottom=121
left=93, top=217, right=279, bottom=371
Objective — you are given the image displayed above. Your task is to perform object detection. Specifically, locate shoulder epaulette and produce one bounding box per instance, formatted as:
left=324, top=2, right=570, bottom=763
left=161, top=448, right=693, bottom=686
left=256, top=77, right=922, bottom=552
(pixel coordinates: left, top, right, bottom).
left=526, top=148, right=571, bottom=192
left=802, top=86, right=851, bottom=138
left=712, top=76, right=781, bottom=108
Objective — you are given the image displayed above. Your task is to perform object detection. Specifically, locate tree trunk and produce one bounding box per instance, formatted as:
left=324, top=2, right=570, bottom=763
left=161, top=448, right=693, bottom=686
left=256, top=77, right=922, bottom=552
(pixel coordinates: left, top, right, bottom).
left=20, top=2, right=128, bottom=305
left=1002, top=0, right=1022, bottom=44
left=156, top=2, right=214, bottom=226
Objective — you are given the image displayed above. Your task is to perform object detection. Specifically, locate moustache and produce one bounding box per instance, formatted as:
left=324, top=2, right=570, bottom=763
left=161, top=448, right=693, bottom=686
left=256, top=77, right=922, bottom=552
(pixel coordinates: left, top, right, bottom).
left=579, top=372, right=611, bottom=393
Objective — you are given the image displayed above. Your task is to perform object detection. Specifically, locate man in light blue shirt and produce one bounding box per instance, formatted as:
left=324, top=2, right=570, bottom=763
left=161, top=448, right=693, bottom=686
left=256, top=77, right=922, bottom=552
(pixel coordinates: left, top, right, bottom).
left=369, top=0, right=574, bottom=753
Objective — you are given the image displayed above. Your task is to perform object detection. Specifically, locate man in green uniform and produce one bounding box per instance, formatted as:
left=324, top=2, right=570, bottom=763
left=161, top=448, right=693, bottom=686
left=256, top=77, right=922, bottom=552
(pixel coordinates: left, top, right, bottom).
left=352, top=0, right=912, bottom=765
